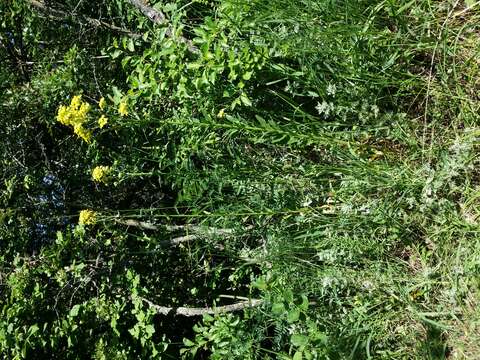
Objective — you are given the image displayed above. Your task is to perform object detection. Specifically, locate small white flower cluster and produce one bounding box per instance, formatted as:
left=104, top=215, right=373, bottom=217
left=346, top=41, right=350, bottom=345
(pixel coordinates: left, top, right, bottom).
left=316, top=249, right=345, bottom=263
left=315, top=97, right=381, bottom=123
left=315, top=100, right=335, bottom=117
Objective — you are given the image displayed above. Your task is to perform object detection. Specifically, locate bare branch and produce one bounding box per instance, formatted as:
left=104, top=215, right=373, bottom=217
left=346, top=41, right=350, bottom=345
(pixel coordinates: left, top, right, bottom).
left=126, top=0, right=166, bottom=23
left=117, top=218, right=159, bottom=230
left=116, top=219, right=230, bottom=250
left=125, top=0, right=199, bottom=54
left=28, top=0, right=142, bottom=39
left=116, top=218, right=234, bottom=235
left=139, top=296, right=263, bottom=316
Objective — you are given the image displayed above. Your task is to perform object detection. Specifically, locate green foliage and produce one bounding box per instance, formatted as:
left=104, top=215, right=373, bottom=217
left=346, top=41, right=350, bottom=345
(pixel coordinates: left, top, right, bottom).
left=181, top=313, right=256, bottom=359
left=1, top=0, right=480, bottom=358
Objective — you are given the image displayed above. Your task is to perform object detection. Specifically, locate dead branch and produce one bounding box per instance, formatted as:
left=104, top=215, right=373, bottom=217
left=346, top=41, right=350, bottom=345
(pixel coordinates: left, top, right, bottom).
left=116, top=219, right=229, bottom=250
left=126, top=0, right=199, bottom=53
left=28, top=0, right=142, bottom=39
left=126, top=0, right=166, bottom=23
left=139, top=296, right=263, bottom=316
left=116, top=218, right=234, bottom=236
left=116, top=218, right=159, bottom=230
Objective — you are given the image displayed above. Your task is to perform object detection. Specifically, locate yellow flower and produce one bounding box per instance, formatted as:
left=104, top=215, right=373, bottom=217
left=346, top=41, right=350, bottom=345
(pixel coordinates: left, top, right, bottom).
left=98, top=115, right=108, bottom=128
left=99, top=97, right=106, bottom=110
left=56, top=105, right=69, bottom=125
left=91, top=165, right=111, bottom=183
left=78, top=102, right=91, bottom=117
left=78, top=209, right=97, bottom=225
left=118, top=101, right=128, bottom=117
left=71, top=95, right=82, bottom=110
left=217, top=108, right=226, bottom=118
left=73, top=124, right=92, bottom=143
left=56, top=95, right=92, bottom=143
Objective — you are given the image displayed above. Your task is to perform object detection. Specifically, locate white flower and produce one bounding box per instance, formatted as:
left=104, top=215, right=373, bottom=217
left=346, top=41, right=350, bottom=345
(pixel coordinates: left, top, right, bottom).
left=326, top=83, right=337, bottom=96
left=315, top=101, right=333, bottom=117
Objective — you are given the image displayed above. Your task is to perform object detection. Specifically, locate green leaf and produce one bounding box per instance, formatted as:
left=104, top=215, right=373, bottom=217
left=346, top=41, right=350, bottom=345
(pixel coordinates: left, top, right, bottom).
left=111, top=86, right=123, bottom=103
left=163, top=3, right=177, bottom=12
left=127, top=38, right=135, bottom=52
left=203, top=313, right=214, bottom=322
left=291, top=334, right=308, bottom=347
left=28, top=324, right=39, bottom=336
left=283, top=289, right=294, bottom=303
left=272, top=302, right=285, bottom=315
left=252, top=276, right=267, bottom=290
left=242, top=71, right=253, bottom=80
left=287, top=308, right=300, bottom=323
left=293, top=351, right=303, bottom=360
left=69, top=304, right=81, bottom=318
left=183, top=338, right=195, bottom=347
left=111, top=49, right=122, bottom=59
left=240, top=93, right=252, bottom=107
left=55, top=231, right=64, bottom=245
left=145, top=324, right=155, bottom=337
left=299, top=295, right=309, bottom=311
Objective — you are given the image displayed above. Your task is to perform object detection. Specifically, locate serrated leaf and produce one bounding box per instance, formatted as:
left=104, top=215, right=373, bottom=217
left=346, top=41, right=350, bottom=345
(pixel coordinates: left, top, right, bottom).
left=163, top=3, right=177, bottom=12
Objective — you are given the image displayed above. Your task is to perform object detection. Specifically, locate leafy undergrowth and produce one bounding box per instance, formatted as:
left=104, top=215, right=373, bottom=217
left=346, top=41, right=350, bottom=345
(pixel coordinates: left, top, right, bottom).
left=0, top=0, right=479, bottom=359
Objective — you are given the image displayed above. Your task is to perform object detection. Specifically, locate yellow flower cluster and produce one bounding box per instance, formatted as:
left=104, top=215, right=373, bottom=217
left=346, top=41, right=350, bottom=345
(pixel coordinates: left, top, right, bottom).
left=73, top=125, right=92, bottom=143
left=118, top=101, right=128, bottom=117
left=56, top=95, right=92, bottom=143
left=91, top=165, right=111, bottom=183
left=78, top=209, right=97, bottom=225
left=98, top=115, right=108, bottom=129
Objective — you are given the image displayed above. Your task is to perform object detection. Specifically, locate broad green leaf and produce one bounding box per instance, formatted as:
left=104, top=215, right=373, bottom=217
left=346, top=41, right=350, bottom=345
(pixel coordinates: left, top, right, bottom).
left=291, top=334, right=308, bottom=347
left=293, top=351, right=303, bottom=360
left=272, top=302, right=285, bottom=315
left=69, top=304, right=81, bottom=317
left=127, top=38, right=135, bottom=52
left=287, top=308, right=300, bottom=323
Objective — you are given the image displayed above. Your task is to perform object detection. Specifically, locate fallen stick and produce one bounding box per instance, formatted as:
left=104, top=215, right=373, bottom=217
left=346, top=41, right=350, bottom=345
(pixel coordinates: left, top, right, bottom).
left=116, top=219, right=228, bottom=250
left=116, top=218, right=234, bottom=236
left=139, top=296, right=263, bottom=316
